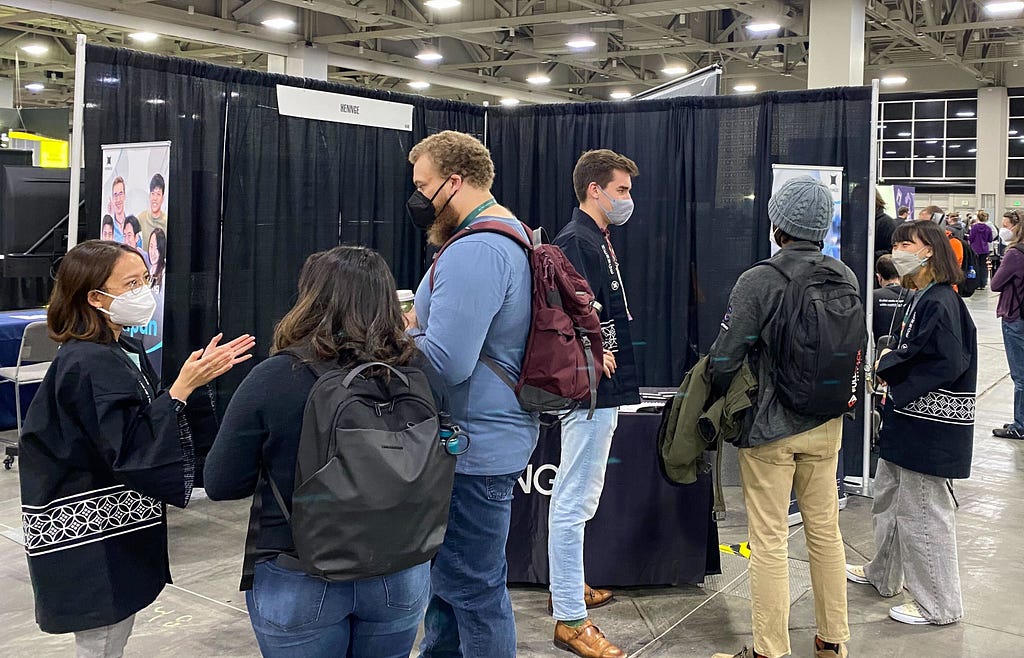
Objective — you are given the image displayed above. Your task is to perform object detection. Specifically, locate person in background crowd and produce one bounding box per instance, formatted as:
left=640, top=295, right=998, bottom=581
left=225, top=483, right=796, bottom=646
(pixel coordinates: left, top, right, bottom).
left=848, top=221, right=976, bottom=626
left=148, top=228, right=167, bottom=293
left=19, top=240, right=253, bottom=658
left=109, top=176, right=129, bottom=243
left=990, top=210, right=1024, bottom=440
left=986, top=211, right=1004, bottom=275
left=547, top=149, right=641, bottom=658
left=874, top=190, right=897, bottom=260
left=709, top=177, right=853, bottom=658
left=946, top=212, right=965, bottom=240
left=205, top=246, right=445, bottom=657
left=897, top=206, right=910, bottom=222
left=404, top=131, right=540, bottom=658
left=873, top=254, right=909, bottom=344
left=967, top=213, right=994, bottom=291
left=101, top=215, right=115, bottom=241
left=917, top=205, right=963, bottom=267
left=138, top=173, right=167, bottom=244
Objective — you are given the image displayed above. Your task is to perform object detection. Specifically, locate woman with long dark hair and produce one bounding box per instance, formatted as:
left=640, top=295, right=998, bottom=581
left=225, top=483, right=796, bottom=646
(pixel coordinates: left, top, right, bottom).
left=19, top=240, right=254, bottom=656
left=847, top=221, right=977, bottom=626
left=205, top=245, right=444, bottom=657
left=148, top=228, right=167, bottom=292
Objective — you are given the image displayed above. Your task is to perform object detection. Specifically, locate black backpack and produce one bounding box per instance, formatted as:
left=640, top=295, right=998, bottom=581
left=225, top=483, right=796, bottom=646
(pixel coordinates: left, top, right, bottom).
left=761, top=255, right=866, bottom=417
left=957, top=236, right=980, bottom=298
left=248, top=357, right=455, bottom=583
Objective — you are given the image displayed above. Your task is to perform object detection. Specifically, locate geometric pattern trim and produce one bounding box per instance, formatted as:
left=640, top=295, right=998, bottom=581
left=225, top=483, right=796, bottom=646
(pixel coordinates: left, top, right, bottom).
left=601, top=319, right=619, bottom=353
left=895, top=388, right=976, bottom=426
left=22, top=484, right=163, bottom=557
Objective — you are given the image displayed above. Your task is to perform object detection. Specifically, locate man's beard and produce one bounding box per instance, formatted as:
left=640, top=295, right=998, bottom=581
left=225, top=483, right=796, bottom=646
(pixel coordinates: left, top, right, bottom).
left=427, top=202, right=461, bottom=247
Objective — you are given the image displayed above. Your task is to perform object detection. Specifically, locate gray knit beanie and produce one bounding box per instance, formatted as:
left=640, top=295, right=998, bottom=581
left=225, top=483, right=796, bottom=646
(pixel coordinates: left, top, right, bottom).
left=768, top=176, right=834, bottom=242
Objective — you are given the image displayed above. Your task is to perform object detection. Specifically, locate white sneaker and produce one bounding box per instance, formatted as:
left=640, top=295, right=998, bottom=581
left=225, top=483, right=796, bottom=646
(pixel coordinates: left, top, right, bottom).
left=889, top=601, right=932, bottom=625
left=845, top=564, right=870, bottom=584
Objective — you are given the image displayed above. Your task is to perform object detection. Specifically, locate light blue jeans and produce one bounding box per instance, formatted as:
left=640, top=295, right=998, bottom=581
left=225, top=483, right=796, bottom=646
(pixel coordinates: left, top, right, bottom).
left=548, top=407, right=619, bottom=621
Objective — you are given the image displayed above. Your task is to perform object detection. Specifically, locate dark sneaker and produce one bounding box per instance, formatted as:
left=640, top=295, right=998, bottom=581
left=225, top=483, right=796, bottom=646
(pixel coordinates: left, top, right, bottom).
left=993, top=427, right=1024, bottom=440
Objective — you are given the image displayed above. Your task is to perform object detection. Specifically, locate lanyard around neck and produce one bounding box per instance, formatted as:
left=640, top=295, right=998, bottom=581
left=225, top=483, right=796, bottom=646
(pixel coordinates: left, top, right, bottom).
left=456, top=199, right=497, bottom=233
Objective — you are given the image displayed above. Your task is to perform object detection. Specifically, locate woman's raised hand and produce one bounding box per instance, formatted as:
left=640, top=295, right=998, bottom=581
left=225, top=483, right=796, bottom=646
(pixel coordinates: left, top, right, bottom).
left=169, top=333, right=256, bottom=401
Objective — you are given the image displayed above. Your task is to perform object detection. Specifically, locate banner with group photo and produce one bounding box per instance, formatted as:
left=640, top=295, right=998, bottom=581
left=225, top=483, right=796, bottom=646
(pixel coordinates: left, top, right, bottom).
left=770, top=164, right=844, bottom=259
left=100, top=140, right=170, bottom=378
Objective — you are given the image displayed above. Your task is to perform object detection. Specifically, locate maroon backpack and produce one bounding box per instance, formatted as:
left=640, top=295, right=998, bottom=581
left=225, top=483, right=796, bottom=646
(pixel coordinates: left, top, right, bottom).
left=430, top=220, right=604, bottom=418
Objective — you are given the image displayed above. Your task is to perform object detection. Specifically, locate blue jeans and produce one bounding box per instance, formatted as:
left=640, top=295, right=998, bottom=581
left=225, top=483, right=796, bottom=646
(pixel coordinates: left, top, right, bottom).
left=1002, top=318, right=1024, bottom=429
left=548, top=407, right=619, bottom=621
left=419, top=471, right=521, bottom=658
left=246, top=558, right=430, bottom=658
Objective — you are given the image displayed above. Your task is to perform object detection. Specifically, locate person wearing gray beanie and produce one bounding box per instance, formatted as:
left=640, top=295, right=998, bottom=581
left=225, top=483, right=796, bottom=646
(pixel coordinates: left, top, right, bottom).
left=768, top=176, right=834, bottom=243
left=709, top=173, right=859, bottom=658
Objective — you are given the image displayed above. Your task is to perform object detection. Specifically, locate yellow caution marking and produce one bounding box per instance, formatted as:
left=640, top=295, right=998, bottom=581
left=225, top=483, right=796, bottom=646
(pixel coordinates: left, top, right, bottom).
left=719, top=542, right=751, bottom=559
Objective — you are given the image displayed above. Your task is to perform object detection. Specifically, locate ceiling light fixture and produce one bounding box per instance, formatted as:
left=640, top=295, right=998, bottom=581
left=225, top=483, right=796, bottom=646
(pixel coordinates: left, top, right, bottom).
left=21, top=44, right=48, bottom=56
left=425, top=0, right=461, bottom=8
left=416, top=49, right=444, bottom=62
left=24, top=83, right=44, bottom=92
left=880, top=75, right=908, bottom=85
left=146, top=98, right=166, bottom=105
left=956, top=110, right=976, bottom=117
left=408, top=81, right=431, bottom=89
left=949, top=144, right=961, bottom=148
left=985, top=2, right=1024, bottom=15
left=926, top=140, right=938, bottom=144
left=526, top=74, right=551, bottom=85
left=968, top=148, right=978, bottom=152
left=898, top=131, right=912, bottom=137
left=746, top=22, right=782, bottom=33
left=129, top=32, right=159, bottom=43
left=499, top=97, right=520, bottom=106
left=610, top=91, right=632, bottom=100
left=885, top=151, right=897, bottom=155
left=1011, top=130, right=1019, bottom=135
left=661, top=65, right=689, bottom=76
left=733, top=84, right=757, bottom=93
left=566, top=36, right=597, bottom=49
left=261, top=17, right=296, bottom=30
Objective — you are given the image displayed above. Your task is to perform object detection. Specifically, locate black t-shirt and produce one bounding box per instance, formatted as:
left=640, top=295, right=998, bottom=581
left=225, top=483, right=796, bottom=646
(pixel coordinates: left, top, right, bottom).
left=874, top=283, right=909, bottom=343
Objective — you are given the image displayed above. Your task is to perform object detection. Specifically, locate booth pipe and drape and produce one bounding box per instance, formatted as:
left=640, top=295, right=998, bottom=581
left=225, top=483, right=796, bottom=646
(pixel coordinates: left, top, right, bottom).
left=82, top=45, right=872, bottom=473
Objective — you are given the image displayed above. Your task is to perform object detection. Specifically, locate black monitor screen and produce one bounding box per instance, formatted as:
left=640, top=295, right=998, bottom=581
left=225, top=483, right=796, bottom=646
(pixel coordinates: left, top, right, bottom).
left=0, top=165, right=71, bottom=254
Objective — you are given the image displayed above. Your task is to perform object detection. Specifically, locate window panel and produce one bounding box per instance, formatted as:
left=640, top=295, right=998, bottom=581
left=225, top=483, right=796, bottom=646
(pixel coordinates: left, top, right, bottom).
left=946, top=120, right=977, bottom=138
left=913, top=121, right=945, bottom=139
left=915, top=100, right=946, bottom=119
left=882, top=141, right=912, bottom=158
left=882, top=160, right=912, bottom=178
left=1008, top=159, right=1024, bottom=179
left=944, top=160, right=975, bottom=179
left=946, top=99, right=977, bottom=119
left=914, top=159, right=944, bottom=178
left=883, top=102, right=913, bottom=121
left=913, top=140, right=945, bottom=158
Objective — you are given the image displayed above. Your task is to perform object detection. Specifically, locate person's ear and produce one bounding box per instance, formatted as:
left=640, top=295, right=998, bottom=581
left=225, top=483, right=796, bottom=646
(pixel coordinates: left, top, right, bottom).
left=87, top=289, right=107, bottom=310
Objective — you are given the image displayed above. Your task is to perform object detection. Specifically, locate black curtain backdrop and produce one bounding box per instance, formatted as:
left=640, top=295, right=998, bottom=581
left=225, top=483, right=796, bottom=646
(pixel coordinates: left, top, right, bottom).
left=82, top=45, right=870, bottom=469
left=488, top=88, right=872, bottom=390
left=84, top=45, right=483, bottom=401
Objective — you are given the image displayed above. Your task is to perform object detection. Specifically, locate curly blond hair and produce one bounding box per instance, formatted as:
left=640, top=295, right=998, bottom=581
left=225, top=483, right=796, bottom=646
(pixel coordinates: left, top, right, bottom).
left=408, top=131, right=495, bottom=189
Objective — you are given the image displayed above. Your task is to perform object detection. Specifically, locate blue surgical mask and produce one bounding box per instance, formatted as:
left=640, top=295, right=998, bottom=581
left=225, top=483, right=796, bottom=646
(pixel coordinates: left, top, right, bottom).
left=599, top=188, right=634, bottom=226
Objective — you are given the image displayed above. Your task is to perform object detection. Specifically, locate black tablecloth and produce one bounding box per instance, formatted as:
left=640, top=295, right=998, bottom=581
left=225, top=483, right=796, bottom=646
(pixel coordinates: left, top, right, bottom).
left=506, top=411, right=721, bottom=587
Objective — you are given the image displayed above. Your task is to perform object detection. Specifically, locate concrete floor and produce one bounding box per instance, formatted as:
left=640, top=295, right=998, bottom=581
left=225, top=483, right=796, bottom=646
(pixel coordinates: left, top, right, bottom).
left=1, top=289, right=1022, bottom=657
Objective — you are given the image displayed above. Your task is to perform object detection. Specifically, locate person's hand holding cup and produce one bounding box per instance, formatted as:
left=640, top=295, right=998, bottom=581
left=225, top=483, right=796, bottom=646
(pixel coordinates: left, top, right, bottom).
left=398, top=290, right=417, bottom=330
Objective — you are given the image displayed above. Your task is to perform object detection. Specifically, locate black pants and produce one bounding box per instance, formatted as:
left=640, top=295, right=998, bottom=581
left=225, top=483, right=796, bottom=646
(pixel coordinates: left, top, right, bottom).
left=977, top=252, right=990, bottom=289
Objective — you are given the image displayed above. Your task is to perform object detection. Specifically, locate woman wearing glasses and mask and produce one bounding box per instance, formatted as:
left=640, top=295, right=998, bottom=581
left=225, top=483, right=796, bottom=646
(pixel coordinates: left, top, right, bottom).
left=846, top=221, right=977, bottom=627
left=18, top=240, right=254, bottom=657
left=991, top=209, right=1024, bottom=439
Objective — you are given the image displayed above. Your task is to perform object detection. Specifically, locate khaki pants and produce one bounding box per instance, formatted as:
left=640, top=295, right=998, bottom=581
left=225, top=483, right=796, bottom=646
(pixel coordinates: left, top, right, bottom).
left=738, top=418, right=850, bottom=658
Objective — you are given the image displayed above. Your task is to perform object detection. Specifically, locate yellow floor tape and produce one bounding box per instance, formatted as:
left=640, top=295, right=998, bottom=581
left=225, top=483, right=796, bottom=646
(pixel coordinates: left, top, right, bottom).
left=719, top=542, right=751, bottom=559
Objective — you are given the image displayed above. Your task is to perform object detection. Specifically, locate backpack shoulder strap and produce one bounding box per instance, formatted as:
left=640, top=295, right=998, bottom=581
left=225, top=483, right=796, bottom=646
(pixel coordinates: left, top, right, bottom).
left=430, top=220, right=534, bottom=291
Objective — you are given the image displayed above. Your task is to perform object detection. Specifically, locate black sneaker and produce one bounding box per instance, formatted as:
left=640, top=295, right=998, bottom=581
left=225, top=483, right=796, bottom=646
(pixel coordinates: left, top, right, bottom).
left=993, top=426, right=1024, bottom=440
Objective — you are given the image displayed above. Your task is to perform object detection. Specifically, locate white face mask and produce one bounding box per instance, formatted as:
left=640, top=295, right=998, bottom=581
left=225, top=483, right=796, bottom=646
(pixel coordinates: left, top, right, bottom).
left=891, top=248, right=930, bottom=278
left=94, top=286, right=157, bottom=327
left=1001, top=227, right=1016, bottom=243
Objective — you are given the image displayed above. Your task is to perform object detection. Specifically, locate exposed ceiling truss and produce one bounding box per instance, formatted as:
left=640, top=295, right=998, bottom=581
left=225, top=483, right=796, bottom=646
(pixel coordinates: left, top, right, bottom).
left=0, top=0, right=1021, bottom=107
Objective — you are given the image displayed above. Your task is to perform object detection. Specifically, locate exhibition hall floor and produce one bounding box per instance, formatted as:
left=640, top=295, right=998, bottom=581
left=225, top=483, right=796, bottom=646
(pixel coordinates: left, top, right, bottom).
left=0, top=291, right=1021, bottom=657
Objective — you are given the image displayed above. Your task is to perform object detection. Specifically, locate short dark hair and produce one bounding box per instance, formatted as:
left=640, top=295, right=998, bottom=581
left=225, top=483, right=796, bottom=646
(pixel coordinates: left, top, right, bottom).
left=897, top=206, right=909, bottom=217
left=124, top=215, right=141, bottom=234
left=891, top=221, right=963, bottom=287
left=572, top=149, right=639, bottom=203
left=918, top=205, right=944, bottom=221
left=101, top=215, right=114, bottom=229
left=48, top=240, right=145, bottom=344
left=149, top=173, right=165, bottom=193
left=876, top=254, right=899, bottom=281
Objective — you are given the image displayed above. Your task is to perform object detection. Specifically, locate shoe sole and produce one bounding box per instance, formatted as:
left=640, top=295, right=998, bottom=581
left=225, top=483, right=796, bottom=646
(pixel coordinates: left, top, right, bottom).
left=889, top=610, right=932, bottom=625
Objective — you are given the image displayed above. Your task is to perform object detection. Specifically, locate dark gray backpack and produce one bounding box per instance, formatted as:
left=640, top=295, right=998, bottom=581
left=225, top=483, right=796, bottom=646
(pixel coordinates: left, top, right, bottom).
left=261, top=358, right=455, bottom=582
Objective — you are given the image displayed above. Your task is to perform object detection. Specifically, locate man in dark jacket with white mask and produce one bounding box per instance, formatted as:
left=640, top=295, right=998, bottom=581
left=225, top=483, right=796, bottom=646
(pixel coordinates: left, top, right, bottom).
left=548, top=149, right=640, bottom=658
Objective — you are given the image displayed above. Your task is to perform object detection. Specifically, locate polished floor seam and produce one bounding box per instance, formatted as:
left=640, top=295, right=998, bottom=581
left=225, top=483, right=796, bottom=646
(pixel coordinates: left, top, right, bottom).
left=629, top=526, right=807, bottom=657
left=165, top=583, right=249, bottom=616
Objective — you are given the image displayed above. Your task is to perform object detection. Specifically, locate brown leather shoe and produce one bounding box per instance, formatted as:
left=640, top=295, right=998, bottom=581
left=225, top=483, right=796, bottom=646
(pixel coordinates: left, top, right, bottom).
left=548, top=584, right=615, bottom=614
left=554, top=620, right=625, bottom=658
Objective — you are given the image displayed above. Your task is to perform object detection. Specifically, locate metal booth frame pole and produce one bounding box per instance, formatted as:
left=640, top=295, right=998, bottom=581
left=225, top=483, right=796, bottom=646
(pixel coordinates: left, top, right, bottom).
left=848, top=78, right=880, bottom=499
left=67, top=33, right=87, bottom=251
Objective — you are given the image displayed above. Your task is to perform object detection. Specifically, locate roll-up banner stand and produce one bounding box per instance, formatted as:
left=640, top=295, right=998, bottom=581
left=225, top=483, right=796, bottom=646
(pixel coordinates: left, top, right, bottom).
left=101, top=141, right=171, bottom=378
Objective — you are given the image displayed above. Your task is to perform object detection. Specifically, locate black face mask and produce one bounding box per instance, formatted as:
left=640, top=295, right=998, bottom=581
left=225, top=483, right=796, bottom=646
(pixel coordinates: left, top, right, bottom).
left=406, top=177, right=456, bottom=231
